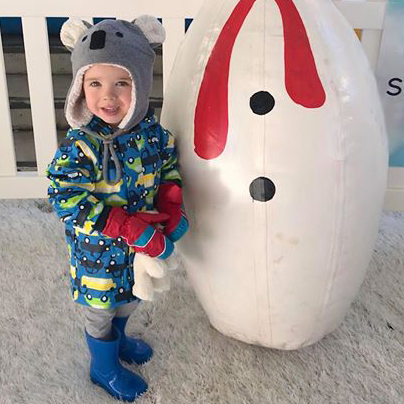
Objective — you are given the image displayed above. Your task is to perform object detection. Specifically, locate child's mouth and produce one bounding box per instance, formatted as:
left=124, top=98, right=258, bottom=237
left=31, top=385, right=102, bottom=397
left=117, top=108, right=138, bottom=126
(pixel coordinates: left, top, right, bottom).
left=102, top=107, right=119, bottom=116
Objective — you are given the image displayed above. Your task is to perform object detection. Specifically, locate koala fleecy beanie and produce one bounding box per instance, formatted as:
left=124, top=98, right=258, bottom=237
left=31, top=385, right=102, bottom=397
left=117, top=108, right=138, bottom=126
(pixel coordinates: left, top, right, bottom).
left=61, top=16, right=165, bottom=131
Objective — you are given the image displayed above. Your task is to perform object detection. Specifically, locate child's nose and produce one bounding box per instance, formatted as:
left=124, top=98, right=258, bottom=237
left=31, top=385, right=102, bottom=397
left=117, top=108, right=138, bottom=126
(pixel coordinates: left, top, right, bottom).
left=102, top=86, right=117, bottom=100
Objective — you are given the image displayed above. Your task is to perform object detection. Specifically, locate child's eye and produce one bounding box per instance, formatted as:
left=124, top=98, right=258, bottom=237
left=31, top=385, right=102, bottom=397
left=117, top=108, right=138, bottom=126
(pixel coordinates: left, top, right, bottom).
left=89, top=81, right=101, bottom=87
left=116, top=81, right=130, bottom=87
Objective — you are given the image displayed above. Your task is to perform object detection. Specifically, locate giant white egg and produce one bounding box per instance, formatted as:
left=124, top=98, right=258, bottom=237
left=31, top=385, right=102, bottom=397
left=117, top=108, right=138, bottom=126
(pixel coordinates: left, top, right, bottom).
left=161, top=0, right=388, bottom=349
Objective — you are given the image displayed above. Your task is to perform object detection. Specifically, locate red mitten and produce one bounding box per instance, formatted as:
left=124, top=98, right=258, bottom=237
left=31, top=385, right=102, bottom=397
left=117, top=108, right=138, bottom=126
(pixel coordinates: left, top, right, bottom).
left=156, top=184, right=189, bottom=242
left=102, top=207, right=174, bottom=259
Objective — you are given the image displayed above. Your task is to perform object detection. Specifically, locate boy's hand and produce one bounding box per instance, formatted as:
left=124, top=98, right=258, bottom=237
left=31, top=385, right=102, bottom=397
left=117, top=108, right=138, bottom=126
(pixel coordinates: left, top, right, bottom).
left=156, top=184, right=189, bottom=242
left=102, top=207, right=174, bottom=259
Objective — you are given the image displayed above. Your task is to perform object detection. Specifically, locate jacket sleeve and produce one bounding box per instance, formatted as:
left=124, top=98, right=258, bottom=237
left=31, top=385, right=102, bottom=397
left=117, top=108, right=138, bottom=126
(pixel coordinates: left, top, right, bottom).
left=46, top=131, right=110, bottom=233
left=156, top=125, right=189, bottom=242
left=158, top=125, right=182, bottom=186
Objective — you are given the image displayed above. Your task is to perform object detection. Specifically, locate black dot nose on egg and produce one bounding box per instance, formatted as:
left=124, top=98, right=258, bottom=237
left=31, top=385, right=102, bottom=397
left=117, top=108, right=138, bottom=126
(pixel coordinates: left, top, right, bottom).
left=250, top=91, right=275, bottom=115
left=250, top=177, right=276, bottom=202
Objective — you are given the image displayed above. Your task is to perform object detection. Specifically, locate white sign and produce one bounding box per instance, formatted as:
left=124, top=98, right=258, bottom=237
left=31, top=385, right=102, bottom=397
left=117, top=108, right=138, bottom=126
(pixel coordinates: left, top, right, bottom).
left=376, top=0, right=404, bottom=167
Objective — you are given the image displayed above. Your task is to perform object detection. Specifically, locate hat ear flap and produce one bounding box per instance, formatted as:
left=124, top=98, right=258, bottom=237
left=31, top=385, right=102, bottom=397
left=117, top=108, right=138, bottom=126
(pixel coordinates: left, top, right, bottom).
left=60, top=18, right=92, bottom=52
left=132, top=15, right=166, bottom=48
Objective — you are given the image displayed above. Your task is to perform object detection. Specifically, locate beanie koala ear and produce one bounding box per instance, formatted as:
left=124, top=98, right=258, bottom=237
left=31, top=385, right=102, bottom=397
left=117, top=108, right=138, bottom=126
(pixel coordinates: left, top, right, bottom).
left=133, top=15, right=166, bottom=48
left=60, top=18, right=92, bottom=52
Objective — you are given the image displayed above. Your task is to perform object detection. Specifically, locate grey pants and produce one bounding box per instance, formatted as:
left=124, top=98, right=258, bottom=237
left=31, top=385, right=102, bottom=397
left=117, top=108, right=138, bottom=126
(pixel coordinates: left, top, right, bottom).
left=85, top=300, right=140, bottom=339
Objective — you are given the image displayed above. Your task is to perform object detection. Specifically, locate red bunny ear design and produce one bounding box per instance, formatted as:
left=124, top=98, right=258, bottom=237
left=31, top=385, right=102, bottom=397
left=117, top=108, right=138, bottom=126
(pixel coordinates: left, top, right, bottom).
left=274, top=0, right=326, bottom=108
left=194, top=0, right=256, bottom=160
left=194, top=0, right=326, bottom=160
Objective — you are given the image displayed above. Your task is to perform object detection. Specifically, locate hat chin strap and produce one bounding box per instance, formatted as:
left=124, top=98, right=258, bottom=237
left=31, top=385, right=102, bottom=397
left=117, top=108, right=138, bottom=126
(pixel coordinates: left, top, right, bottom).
left=119, top=75, right=137, bottom=129
left=65, top=65, right=93, bottom=128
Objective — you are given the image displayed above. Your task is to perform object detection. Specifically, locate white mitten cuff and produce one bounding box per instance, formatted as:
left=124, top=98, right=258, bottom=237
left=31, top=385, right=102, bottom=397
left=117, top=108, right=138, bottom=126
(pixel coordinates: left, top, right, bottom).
left=132, top=253, right=170, bottom=301
left=132, top=263, right=155, bottom=301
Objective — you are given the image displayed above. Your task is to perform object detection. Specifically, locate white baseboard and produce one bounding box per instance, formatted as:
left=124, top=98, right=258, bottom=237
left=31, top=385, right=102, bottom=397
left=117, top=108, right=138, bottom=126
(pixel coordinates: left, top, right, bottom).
left=0, top=173, right=48, bottom=199
left=384, top=167, right=404, bottom=212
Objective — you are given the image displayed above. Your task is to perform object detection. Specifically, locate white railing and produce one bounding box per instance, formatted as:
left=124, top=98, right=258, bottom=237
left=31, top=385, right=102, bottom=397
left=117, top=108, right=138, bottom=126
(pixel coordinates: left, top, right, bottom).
left=1, top=0, right=400, bottom=210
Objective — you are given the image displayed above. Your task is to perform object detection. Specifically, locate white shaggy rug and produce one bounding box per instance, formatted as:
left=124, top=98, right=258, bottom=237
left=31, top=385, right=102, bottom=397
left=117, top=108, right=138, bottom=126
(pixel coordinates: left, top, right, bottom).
left=0, top=199, right=403, bottom=404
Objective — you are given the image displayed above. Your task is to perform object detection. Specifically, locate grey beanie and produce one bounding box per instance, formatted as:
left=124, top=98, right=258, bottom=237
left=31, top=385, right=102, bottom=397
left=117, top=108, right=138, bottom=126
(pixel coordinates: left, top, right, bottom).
left=60, top=16, right=165, bottom=131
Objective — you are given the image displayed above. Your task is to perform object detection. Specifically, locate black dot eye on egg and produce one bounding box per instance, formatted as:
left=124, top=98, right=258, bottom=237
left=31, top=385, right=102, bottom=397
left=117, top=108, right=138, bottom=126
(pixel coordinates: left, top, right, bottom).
left=250, top=177, right=276, bottom=202
left=250, top=91, right=275, bottom=115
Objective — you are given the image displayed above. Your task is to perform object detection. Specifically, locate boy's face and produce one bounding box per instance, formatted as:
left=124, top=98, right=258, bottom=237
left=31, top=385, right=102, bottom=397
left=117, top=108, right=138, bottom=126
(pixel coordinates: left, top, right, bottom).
left=83, top=64, right=132, bottom=127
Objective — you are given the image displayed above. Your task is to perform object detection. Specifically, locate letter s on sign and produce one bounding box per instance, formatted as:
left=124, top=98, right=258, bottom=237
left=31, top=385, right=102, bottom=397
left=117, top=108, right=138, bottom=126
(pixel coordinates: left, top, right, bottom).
left=387, top=78, right=402, bottom=96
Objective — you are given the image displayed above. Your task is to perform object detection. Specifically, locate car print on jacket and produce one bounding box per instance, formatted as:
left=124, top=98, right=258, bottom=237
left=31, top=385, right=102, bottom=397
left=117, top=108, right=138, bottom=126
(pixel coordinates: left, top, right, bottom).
left=47, top=110, right=182, bottom=309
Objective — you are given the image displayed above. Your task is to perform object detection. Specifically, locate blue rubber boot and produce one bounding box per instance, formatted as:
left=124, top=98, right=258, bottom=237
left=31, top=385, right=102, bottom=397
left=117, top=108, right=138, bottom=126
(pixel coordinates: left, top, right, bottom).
left=112, top=316, right=153, bottom=365
left=85, top=326, right=148, bottom=401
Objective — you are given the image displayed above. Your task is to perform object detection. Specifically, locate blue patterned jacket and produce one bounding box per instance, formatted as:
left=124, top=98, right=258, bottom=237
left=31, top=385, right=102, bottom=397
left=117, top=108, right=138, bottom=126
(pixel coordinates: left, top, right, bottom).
left=46, top=110, right=182, bottom=309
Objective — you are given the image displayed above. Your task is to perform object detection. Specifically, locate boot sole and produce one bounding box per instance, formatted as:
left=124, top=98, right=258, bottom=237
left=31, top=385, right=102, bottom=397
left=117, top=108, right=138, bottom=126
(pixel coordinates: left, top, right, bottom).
left=90, top=377, right=147, bottom=401
left=119, top=354, right=153, bottom=366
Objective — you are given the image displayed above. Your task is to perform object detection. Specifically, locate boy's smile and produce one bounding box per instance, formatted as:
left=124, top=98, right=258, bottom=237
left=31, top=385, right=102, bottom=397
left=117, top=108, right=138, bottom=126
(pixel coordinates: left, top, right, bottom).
left=83, top=64, right=133, bottom=127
